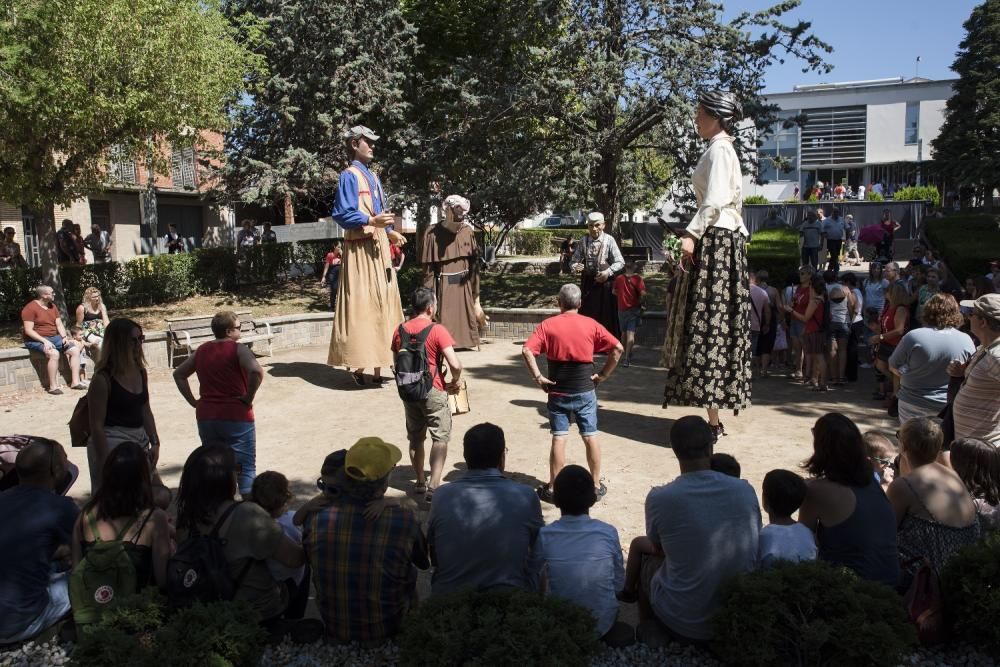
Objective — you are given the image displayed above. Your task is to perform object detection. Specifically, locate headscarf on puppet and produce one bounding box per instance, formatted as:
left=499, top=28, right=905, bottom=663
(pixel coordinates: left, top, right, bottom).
left=441, top=194, right=471, bottom=233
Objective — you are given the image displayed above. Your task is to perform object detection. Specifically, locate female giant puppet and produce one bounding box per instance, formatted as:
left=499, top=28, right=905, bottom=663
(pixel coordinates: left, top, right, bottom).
left=661, top=91, right=751, bottom=442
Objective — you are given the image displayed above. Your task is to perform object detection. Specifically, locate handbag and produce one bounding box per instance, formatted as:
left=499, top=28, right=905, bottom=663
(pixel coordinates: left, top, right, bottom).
left=903, top=556, right=947, bottom=646
left=69, top=395, right=90, bottom=448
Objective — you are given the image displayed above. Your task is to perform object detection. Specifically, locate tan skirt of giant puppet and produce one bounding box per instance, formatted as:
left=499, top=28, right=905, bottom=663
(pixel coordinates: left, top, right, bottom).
left=327, top=226, right=404, bottom=370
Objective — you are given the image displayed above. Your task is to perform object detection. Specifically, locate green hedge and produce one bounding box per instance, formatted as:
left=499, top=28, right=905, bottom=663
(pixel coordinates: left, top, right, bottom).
left=925, top=214, right=1000, bottom=282
left=0, top=240, right=342, bottom=322
left=744, top=194, right=769, bottom=205
left=942, top=531, right=1000, bottom=654
left=503, top=229, right=565, bottom=256
left=747, top=228, right=800, bottom=282
left=893, top=185, right=941, bottom=207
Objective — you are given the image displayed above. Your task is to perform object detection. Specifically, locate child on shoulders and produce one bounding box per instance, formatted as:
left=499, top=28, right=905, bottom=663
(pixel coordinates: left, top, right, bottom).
left=758, top=469, right=817, bottom=569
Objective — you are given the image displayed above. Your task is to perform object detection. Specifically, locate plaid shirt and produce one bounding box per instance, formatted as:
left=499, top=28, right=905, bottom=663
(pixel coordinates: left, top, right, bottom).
left=303, top=500, right=426, bottom=642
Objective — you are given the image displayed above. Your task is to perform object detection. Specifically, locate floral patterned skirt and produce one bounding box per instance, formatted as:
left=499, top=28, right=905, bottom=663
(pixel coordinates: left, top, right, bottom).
left=662, top=227, right=751, bottom=410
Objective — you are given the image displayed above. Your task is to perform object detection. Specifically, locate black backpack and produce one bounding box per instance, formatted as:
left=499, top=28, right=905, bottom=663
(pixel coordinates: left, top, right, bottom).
left=165, top=502, right=251, bottom=608
left=394, top=323, right=437, bottom=402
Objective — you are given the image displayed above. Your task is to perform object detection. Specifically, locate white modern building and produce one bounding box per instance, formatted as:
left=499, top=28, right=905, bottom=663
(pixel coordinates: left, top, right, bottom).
left=747, top=76, right=955, bottom=202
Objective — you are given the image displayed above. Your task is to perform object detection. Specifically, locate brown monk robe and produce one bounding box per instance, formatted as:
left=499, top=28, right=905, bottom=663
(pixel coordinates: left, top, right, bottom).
left=420, top=195, right=487, bottom=350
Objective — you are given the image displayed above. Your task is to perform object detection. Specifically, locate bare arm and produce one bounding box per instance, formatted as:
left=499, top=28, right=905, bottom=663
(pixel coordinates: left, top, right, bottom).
left=75, top=304, right=84, bottom=327
left=236, top=344, right=264, bottom=405
left=521, top=346, right=555, bottom=390
left=172, top=355, right=199, bottom=408
left=100, top=304, right=110, bottom=327
left=88, top=374, right=111, bottom=467
left=441, top=345, right=463, bottom=390
left=142, top=393, right=160, bottom=466
left=885, top=477, right=910, bottom=528
left=150, top=510, right=172, bottom=586
left=592, top=342, right=623, bottom=384
left=71, top=515, right=84, bottom=567
left=797, top=480, right=821, bottom=532
left=22, top=320, right=51, bottom=347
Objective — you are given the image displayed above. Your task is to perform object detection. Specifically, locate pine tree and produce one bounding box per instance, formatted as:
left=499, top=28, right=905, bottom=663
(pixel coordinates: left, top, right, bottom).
left=222, top=0, right=419, bottom=221
left=931, top=0, right=1000, bottom=212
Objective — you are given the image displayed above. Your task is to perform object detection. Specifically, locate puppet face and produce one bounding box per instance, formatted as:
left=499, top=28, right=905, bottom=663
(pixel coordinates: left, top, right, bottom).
left=588, top=219, right=605, bottom=239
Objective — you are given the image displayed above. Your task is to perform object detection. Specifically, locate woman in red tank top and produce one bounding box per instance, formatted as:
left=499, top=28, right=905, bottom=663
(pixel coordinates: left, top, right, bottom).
left=173, top=311, right=264, bottom=496
left=870, top=283, right=910, bottom=402
left=786, top=274, right=829, bottom=391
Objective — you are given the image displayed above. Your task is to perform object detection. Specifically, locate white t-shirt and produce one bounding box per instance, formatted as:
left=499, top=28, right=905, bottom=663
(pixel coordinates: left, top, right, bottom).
left=757, top=522, right=817, bottom=569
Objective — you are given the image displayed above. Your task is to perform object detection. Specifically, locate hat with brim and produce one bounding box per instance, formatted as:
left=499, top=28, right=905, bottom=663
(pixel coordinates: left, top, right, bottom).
left=343, top=125, right=380, bottom=142
left=345, top=437, right=401, bottom=482
left=959, top=294, right=1000, bottom=320
left=587, top=212, right=605, bottom=224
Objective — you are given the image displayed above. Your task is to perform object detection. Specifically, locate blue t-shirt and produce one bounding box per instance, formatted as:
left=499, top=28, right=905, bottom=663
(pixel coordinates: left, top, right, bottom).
left=0, top=486, right=78, bottom=635
left=800, top=220, right=823, bottom=249
left=889, top=327, right=977, bottom=410
left=823, top=217, right=847, bottom=240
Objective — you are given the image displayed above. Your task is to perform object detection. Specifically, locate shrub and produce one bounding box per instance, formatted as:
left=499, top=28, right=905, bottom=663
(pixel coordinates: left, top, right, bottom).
left=744, top=195, right=769, bottom=205
left=942, top=531, right=1000, bottom=654
left=866, top=191, right=885, bottom=201
left=72, top=590, right=266, bottom=667
left=505, top=229, right=563, bottom=256
left=0, top=265, right=43, bottom=320
left=747, top=228, right=799, bottom=281
left=712, top=560, right=916, bottom=666
left=399, top=589, right=599, bottom=667
left=893, top=185, right=941, bottom=207
left=192, top=247, right=238, bottom=293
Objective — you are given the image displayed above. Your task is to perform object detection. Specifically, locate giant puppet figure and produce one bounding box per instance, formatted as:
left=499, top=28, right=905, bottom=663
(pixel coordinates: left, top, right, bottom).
left=420, top=194, right=488, bottom=349
left=327, top=126, right=405, bottom=385
left=572, top=212, right=624, bottom=340
left=661, top=91, right=751, bottom=442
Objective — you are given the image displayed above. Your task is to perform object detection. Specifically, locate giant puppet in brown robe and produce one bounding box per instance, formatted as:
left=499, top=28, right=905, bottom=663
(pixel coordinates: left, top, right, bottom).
left=420, top=195, right=488, bottom=350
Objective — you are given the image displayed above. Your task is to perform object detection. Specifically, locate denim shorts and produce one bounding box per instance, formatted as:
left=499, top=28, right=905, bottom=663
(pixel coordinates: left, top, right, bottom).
left=618, top=307, right=641, bottom=333
left=829, top=322, right=851, bottom=342
left=547, top=390, right=598, bottom=437
left=198, top=420, right=257, bottom=494
left=24, top=335, right=74, bottom=353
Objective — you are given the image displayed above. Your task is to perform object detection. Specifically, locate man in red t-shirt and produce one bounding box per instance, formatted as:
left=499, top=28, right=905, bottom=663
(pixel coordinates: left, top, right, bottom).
left=319, top=242, right=342, bottom=312
left=611, top=259, right=646, bottom=367
left=391, top=288, right=463, bottom=500
left=522, top=284, right=623, bottom=502
left=21, top=285, right=83, bottom=394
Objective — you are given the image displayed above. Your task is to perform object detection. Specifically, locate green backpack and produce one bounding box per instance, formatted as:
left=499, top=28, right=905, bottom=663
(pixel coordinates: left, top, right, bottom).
left=69, top=512, right=142, bottom=625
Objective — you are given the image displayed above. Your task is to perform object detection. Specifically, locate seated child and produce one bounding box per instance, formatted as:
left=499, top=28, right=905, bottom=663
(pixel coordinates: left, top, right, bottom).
left=757, top=469, right=817, bottom=568
left=710, top=453, right=741, bottom=478
left=250, top=471, right=308, bottom=619
left=536, top=465, right=632, bottom=646
left=863, top=430, right=899, bottom=490
left=70, top=325, right=97, bottom=381
left=949, top=437, right=1000, bottom=531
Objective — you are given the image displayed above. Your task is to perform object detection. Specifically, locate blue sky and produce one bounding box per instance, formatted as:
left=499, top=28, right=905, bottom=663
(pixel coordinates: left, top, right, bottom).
left=725, top=0, right=980, bottom=92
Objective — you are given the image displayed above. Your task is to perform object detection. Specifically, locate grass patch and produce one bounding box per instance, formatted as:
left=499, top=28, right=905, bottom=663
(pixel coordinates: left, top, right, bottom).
left=747, top=228, right=799, bottom=282
left=925, top=214, right=1000, bottom=282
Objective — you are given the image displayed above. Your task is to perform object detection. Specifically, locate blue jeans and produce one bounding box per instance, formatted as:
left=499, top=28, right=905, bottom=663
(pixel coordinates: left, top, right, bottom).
left=548, top=390, right=598, bottom=437
left=198, top=420, right=257, bottom=494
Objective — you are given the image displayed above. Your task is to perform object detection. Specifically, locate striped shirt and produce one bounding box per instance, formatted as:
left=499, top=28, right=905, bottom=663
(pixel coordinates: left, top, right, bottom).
left=303, top=500, right=427, bottom=643
left=952, top=340, right=1000, bottom=446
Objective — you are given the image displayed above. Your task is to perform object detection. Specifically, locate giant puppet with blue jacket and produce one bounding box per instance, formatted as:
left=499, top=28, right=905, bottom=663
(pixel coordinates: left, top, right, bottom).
left=327, top=126, right=406, bottom=386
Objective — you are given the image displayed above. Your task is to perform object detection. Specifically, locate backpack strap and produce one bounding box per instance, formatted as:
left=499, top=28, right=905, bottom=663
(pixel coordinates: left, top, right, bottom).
left=86, top=511, right=101, bottom=544
left=130, top=509, right=155, bottom=545
left=209, top=502, right=243, bottom=539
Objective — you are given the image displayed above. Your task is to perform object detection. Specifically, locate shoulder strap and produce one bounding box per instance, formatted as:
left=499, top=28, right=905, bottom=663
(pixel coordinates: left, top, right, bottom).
left=86, top=511, right=101, bottom=544
left=900, top=477, right=940, bottom=523
left=114, top=515, right=139, bottom=541
left=131, top=509, right=155, bottom=545
left=209, top=502, right=242, bottom=539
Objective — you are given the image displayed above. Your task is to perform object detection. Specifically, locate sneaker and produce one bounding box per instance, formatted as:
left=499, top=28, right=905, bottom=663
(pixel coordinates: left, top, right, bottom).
left=47, top=388, right=64, bottom=395
left=71, top=382, right=89, bottom=390
left=859, top=363, right=873, bottom=369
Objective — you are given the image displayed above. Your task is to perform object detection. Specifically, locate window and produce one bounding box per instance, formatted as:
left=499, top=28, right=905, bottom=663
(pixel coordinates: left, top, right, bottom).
left=904, top=102, right=920, bottom=145
left=170, top=146, right=197, bottom=189
left=758, top=112, right=799, bottom=182
left=90, top=200, right=110, bottom=231
left=799, top=106, right=867, bottom=166
left=107, top=145, right=137, bottom=185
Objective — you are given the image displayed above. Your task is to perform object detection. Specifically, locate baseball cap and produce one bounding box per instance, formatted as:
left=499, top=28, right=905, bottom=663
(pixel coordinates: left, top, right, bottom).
left=959, top=293, right=1000, bottom=320
left=345, top=437, right=401, bottom=482
left=343, top=125, right=379, bottom=142
left=587, top=211, right=605, bottom=224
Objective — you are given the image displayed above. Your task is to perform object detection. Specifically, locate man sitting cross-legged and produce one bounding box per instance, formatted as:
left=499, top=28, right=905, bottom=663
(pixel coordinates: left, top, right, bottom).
left=0, top=439, right=79, bottom=643
left=428, top=423, right=543, bottom=596
left=300, top=438, right=429, bottom=645
left=622, top=416, right=761, bottom=645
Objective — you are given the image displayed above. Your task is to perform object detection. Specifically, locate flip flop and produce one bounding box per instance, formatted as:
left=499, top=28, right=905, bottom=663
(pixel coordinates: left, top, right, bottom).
left=595, top=483, right=608, bottom=500
left=412, top=482, right=427, bottom=495
left=424, top=487, right=436, bottom=503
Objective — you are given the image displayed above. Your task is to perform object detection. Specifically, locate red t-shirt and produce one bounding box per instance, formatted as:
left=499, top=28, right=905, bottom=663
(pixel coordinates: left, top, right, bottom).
left=792, top=285, right=811, bottom=317
left=612, top=274, right=646, bottom=311
left=524, top=312, right=618, bottom=362
left=325, top=252, right=341, bottom=266
left=194, top=340, right=253, bottom=422
left=21, top=300, right=60, bottom=339
left=391, top=319, right=456, bottom=392
left=805, top=300, right=825, bottom=334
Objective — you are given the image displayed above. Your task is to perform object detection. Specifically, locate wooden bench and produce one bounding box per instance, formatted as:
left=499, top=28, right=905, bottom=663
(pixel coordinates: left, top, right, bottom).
left=622, top=246, right=652, bottom=263
left=165, top=311, right=277, bottom=366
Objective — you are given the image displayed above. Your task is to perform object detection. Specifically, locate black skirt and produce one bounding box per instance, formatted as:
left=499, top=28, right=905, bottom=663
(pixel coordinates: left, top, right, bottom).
left=580, top=274, right=621, bottom=340
left=662, top=227, right=751, bottom=410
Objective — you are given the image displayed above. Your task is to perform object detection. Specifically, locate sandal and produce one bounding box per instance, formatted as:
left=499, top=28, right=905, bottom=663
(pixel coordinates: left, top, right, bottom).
left=709, top=422, right=726, bottom=443
left=595, top=482, right=608, bottom=500
left=412, top=482, right=427, bottom=495
left=47, top=388, right=64, bottom=396
left=424, top=487, right=436, bottom=503
left=351, top=370, right=365, bottom=386
left=536, top=484, right=555, bottom=504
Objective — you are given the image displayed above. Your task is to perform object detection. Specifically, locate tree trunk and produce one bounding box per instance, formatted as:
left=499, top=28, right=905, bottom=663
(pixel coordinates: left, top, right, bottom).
left=34, top=203, right=69, bottom=316
left=284, top=192, right=296, bottom=224
left=985, top=183, right=997, bottom=213
left=414, top=191, right=432, bottom=262
left=592, top=151, right=621, bottom=241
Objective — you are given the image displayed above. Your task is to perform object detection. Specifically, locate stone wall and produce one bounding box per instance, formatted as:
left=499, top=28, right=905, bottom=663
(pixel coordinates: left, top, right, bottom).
left=0, top=309, right=667, bottom=395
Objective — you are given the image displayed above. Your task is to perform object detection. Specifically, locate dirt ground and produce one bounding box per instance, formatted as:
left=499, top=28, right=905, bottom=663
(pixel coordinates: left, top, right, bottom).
left=2, top=337, right=897, bottom=545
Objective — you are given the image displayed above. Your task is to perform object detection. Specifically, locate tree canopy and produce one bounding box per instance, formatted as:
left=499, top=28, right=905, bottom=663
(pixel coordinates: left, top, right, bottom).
left=931, top=0, right=1000, bottom=211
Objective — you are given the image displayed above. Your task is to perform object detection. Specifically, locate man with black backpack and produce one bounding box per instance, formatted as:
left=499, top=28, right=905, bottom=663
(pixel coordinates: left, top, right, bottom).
left=391, top=287, right=463, bottom=502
